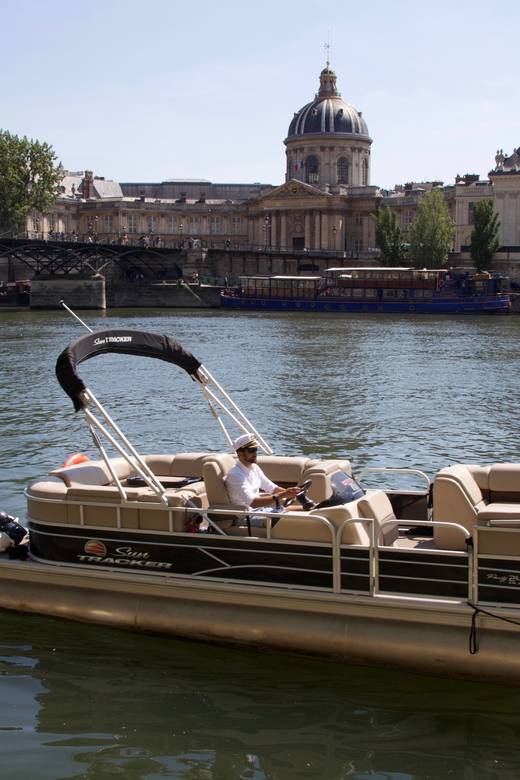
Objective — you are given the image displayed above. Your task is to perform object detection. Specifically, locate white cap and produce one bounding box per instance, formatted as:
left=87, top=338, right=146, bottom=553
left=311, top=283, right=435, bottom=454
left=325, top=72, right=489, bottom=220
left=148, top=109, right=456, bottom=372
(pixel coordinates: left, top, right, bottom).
left=233, top=433, right=257, bottom=451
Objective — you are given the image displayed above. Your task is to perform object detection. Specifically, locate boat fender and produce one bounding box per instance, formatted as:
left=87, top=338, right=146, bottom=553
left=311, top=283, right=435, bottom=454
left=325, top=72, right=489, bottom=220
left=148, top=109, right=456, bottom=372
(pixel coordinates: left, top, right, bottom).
left=438, top=279, right=445, bottom=289
left=63, top=453, right=90, bottom=468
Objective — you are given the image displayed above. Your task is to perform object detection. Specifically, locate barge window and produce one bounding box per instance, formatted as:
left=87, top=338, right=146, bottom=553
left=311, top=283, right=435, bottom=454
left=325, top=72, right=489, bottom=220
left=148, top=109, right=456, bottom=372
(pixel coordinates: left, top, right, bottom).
left=382, top=289, right=395, bottom=299
left=365, top=288, right=377, bottom=298
left=352, top=288, right=364, bottom=298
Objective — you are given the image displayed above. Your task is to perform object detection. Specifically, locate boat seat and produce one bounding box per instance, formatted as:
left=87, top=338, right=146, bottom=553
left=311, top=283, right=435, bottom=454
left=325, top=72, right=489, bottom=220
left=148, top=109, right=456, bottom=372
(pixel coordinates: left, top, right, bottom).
left=433, top=465, right=486, bottom=550
left=271, top=489, right=397, bottom=545
left=357, top=490, right=399, bottom=545
left=434, top=463, right=520, bottom=551
left=202, top=453, right=269, bottom=537
left=142, top=452, right=212, bottom=479
left=301, top=459, right=353, bottom=504
left=256, top=455, right=311, bottom=487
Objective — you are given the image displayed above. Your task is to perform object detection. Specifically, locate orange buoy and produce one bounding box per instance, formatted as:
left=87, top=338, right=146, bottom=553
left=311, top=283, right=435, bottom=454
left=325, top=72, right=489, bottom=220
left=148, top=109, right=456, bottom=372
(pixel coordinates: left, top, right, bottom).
left=62, top=453, right=90, bottom=468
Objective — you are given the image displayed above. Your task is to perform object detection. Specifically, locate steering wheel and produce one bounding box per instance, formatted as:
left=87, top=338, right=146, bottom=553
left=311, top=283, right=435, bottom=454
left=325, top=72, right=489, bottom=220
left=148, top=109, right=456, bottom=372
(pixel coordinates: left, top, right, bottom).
left=283, top=479, right=313, bottom=508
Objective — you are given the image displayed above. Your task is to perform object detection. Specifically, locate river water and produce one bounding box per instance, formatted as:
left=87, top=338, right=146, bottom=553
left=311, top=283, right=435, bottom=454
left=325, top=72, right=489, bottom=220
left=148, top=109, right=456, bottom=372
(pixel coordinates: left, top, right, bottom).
left=2, top=308, right=520, bottom=779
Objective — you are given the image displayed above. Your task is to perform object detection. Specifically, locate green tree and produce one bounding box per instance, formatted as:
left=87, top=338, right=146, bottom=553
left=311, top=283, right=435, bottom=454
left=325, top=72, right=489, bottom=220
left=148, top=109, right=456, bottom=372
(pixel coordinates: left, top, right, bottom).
left=371, top=207, right=406, bottom=266
left=408, top=188, right=455, bottom=268
left=0, top=130, right=62, bottom=233
left=469, top=199, right=501, bottom=273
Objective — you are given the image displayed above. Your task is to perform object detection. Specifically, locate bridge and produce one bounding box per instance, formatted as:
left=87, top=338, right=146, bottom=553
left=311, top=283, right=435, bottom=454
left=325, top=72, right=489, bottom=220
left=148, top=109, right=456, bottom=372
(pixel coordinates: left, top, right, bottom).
left=0, top=237, right=185, bottom=278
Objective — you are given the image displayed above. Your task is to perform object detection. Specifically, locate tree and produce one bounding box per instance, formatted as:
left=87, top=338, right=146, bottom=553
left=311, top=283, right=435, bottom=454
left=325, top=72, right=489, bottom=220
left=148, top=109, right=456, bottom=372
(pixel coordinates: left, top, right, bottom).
left=469, top=199, right=501, bottom=273
left=0, top=130, right=62, bottom=233
left=407, top=188, right=455, bottom=268
left=371, top=207, right=406, bottom=266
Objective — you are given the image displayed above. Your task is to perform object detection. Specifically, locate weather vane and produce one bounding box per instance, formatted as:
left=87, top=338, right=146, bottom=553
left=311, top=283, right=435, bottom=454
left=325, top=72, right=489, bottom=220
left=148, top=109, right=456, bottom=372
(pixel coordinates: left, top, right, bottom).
left=324, top=32, right=332, bottom=65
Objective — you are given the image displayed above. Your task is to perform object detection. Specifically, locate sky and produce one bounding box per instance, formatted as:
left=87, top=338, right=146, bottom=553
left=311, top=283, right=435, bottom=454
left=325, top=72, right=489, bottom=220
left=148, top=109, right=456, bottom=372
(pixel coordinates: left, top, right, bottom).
left=4, top=0, right=519, bottom=191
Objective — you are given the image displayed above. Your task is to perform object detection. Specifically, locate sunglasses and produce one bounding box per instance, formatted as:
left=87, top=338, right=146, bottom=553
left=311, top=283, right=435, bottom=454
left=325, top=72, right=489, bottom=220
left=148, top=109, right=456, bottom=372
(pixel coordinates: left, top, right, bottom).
left=244, top=447, right=258, bottom=453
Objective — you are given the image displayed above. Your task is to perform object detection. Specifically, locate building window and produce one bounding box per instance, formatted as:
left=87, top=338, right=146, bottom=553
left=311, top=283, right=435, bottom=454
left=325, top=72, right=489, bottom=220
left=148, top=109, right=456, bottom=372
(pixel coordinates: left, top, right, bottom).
left=128, top=215, right=138, bottom=234
left=210, top=216, right=220, bottom=235
left=104, top=215, right=113, bottom=232
left=167, top=216, right=177, bottom=233
left=355, top=213, right=363, bottom=226
left=468, top=202, right=475, bottom=225
left=362, top=158, right=368, bottom=185
left=47, top=213, right=55, bottom=233
left=337, top=157, right=349, bottom=184
left=305, top=155, right=319, bottom=184
left=189, top=216, right=199, bottom=235
left=148, top=215, right=157, bottom=232
left=231, top=217, right=241, bottom=235
left=355, top=239, right=363, bottom=253
left=405, top=210, right=413, bottom=230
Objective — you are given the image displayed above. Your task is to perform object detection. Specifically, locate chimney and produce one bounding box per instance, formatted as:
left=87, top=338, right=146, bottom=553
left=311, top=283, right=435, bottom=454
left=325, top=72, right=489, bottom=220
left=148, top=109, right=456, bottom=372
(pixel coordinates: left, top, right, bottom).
left=82, top=171, right=94, bottom=199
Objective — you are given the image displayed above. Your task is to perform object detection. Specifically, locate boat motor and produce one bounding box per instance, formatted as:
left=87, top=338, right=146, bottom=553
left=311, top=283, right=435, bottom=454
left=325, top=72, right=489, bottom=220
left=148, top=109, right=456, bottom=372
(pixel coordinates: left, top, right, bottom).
left=0, top=512, right=27, bottom=547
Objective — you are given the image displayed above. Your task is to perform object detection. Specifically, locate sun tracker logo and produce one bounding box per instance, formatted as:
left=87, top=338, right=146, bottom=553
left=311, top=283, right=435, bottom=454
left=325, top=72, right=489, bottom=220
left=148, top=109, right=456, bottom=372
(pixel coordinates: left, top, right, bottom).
left=93, top=336, right=132, bottom=346
left=84, top=540, right=107, bottom=556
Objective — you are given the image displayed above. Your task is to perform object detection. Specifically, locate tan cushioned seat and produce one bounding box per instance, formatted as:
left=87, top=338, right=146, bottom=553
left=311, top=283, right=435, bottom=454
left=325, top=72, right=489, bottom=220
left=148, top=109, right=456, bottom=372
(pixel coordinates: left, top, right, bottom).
left=477, top=503, right=520, bottom=522
left=301, top=459, right=353, bottom=504
left=256, top=455, right=310, bottom=485
left=433, top=465, right=487, bottom=551
left=357, top=490, right=399, bottom=546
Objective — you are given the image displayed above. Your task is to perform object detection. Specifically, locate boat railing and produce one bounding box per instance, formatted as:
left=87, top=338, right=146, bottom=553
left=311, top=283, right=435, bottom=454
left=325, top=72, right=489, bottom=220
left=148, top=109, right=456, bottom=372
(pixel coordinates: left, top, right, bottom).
left=26, top=488, right=498, bottom=604
left=357, top=467, right=431, bottom=491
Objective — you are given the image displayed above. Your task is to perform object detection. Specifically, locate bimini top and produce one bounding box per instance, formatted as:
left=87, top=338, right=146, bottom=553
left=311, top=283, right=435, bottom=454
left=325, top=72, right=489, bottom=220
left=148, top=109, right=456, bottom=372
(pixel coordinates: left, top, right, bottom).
left=56, top=329, right=202, bottom=412
left=287, top=64, right=370, bottom=140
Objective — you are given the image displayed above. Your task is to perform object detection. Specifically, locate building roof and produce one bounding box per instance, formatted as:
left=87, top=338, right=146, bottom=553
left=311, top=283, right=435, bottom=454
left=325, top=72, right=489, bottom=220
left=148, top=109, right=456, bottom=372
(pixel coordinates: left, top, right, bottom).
left=286, top=64, right=370, bottom=139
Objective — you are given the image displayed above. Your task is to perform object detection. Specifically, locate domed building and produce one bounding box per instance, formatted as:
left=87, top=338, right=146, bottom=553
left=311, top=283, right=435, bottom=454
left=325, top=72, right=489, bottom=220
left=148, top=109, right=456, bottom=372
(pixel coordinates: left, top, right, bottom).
left=285, top=63, right=372, bottom=189
left=247, top=63, right=380, bottom=256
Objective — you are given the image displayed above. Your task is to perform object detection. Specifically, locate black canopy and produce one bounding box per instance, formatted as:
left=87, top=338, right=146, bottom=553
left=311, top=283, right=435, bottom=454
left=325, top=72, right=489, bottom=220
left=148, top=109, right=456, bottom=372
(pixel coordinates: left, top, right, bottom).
left=56, top=329, right=202, bottom=411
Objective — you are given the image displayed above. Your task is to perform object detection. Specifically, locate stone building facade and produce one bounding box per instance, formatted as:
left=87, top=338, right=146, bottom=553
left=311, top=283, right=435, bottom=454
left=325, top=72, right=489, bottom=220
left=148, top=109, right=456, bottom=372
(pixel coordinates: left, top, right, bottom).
left=20, top=63, right=519, bottom=274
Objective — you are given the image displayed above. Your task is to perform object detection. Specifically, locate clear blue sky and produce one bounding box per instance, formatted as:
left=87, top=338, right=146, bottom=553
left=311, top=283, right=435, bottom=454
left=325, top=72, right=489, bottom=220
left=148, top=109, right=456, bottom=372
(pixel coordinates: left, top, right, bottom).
left=4, top=0, right=519, bottom=190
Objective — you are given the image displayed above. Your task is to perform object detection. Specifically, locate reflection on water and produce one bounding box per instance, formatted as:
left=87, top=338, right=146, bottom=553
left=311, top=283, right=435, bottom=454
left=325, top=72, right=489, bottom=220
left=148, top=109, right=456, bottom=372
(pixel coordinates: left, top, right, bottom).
left=2, top=611, right=520, bottom=780
left=2, top=308, right=520, bottom=778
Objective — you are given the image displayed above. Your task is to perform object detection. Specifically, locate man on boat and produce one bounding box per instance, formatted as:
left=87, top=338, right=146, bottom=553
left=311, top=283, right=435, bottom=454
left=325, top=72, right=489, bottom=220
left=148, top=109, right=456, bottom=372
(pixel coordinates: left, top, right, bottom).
left=226, top=433, right=311, bottom=528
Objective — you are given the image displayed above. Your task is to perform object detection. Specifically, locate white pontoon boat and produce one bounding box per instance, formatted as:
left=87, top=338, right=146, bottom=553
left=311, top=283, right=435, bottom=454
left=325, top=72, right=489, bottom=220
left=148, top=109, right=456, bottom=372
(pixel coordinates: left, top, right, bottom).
left=2, top=328, right=520, bottom=686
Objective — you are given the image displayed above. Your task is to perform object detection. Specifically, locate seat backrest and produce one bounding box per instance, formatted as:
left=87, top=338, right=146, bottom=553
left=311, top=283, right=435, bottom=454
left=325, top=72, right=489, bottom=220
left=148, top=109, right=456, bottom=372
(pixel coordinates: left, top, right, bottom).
left=272, top=501, right=371, bottom=545
left=357, top=490, right=399, bottom=545
left=301, top=459, right=353, bottom=504
left=488, top=463, right=520, bottom=502
left=256, top=455, right=310, bottom=486
left=433, top=465, right=486, bottom=550
left=202, top=453, right=236, bottom=506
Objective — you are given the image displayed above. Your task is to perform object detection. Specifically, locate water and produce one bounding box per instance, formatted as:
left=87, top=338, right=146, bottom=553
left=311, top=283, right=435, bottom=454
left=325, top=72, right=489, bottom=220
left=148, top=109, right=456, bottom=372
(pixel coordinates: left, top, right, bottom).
left=2, top=308, right=520, bottom=779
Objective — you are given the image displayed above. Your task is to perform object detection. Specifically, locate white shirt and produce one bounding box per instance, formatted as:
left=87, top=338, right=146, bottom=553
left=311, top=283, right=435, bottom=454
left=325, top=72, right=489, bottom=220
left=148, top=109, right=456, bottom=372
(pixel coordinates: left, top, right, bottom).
left=225, top=460, right=277, bottom=507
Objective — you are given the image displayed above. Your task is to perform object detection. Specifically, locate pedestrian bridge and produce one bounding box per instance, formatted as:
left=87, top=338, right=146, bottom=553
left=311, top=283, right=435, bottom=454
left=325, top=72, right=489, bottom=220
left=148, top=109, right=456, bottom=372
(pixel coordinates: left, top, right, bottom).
left=0, top=237, right=184, bottom=278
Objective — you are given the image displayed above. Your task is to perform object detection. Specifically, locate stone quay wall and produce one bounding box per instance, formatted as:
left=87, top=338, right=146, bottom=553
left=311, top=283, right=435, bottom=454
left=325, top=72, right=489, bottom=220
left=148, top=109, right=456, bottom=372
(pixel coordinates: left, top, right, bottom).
left=29, top=277, right=222, bottom=310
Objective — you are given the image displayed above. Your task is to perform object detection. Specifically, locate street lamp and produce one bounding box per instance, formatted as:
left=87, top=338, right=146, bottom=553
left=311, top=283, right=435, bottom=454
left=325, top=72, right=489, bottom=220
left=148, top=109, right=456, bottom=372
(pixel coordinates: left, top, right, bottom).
left=94, top=215, right=98, bottom=243
left=333, top=225, right=337, bottom=251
